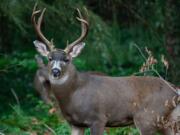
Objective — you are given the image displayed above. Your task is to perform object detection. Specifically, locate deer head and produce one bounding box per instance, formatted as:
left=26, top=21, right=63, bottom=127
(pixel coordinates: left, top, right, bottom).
left=32, top=4, right=89, bottom=79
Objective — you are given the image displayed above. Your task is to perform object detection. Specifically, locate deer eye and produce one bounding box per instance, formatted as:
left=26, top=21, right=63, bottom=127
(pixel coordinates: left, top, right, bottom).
left=64, top=58, right=69, bottom=63
left=48, top=57, right=52, bottom=61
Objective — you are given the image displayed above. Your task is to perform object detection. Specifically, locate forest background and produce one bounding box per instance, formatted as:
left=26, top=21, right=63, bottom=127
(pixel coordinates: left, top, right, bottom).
left=0, top=0, right=179, bottom=134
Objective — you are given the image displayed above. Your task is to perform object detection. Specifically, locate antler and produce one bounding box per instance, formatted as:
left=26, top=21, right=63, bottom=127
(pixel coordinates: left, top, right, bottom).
left=32, top=3, right=54, bottom=51
left=65, top=8, right=89, bottom=53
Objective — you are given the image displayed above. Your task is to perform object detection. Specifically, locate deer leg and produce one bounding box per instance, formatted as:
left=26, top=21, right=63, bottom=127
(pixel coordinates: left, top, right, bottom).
left=90, top=121, right=106, bottom=135
left=134, top=120, right=157, bottom=135
left=71, top=125, right=84, bottom=135
left=163, top=128, right=176, bottom=135
left=134, top=114, right=157, bottom=135
left=163, top=105, right=180, bottom=135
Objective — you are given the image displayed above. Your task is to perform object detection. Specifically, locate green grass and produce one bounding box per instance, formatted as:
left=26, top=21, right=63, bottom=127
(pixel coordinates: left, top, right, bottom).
left=0, top=104, right=139, bottom=135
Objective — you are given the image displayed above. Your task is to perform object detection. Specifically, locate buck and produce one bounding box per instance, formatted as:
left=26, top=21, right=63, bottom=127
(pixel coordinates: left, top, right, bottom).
left=34, top=55, right=106, bottom=105
left=32, top=5, right=180, bottom=135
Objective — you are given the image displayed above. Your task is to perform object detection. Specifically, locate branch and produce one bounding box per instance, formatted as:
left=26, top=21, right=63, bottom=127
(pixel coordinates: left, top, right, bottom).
left=11, top=88, right=20, bottom=107
left=131, top=43, right=147, bottom=61
left=43, top=123, right=57, bottom=135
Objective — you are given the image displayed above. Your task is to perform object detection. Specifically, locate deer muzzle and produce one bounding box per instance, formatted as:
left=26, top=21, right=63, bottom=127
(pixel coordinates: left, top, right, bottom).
left=52, top=68, right=61, bottom=78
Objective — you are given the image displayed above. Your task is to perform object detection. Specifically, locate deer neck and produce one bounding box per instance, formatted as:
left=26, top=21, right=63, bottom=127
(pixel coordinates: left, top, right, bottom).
left=49, top=63, right=78, bottom=100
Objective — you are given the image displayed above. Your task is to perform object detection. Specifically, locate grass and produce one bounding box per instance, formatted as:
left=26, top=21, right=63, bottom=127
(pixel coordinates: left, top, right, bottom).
left=0, top=102, right=139, bottom=135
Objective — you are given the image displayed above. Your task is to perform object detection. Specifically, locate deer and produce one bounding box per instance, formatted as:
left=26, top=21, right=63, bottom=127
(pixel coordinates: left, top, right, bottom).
left=34, top=55, right=52, bottom=105
left=32, top=4, right=180, bottom=135
left=34, top=55, right=106, bottom=105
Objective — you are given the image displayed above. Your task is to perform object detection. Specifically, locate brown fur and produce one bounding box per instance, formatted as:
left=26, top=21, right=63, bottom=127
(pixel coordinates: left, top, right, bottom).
left=34, top=55, right=52, bottom=104
left=33, top=55, right=180, bottom=135
left=48, top=63, right=179, bottom=135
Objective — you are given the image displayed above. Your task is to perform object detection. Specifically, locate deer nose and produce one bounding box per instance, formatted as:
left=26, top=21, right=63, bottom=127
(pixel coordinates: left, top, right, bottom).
left=52, top=68, right=61, bottom=77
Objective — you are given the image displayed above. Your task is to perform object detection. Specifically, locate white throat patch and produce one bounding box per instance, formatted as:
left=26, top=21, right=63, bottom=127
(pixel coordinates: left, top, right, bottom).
left=50, top=73, right=69, bottom=85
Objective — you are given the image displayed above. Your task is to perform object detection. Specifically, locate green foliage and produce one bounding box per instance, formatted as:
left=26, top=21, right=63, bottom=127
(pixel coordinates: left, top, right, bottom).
left=0, top=103, right=139, bottom=135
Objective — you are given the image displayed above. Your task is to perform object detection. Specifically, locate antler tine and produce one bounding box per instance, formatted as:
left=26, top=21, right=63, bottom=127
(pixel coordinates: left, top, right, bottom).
left=32, top=4, right=54, bottom=51
left=65, top=8, right=89, bottom=53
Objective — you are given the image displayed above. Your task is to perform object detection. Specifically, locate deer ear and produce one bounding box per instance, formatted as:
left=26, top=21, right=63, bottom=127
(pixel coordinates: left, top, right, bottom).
left=33, top=40, right=49, bottom=57
left=69, top=42, right=85, bottom=58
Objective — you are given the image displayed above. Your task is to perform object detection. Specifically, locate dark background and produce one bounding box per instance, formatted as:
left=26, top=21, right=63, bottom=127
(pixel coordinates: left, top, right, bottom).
left=0, top=0, right=179, bottom=134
